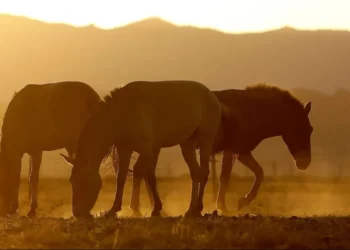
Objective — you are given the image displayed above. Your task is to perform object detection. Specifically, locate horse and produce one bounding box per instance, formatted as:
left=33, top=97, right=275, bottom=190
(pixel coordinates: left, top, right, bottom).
left=125, top=83, right=313, bottom=216
left=60, top=80, right=224, bottom=219
left=0, top=81, right=118, bottom=217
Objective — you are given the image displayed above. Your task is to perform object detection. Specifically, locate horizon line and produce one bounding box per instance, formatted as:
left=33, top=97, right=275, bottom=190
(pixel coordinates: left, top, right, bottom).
left=2, top=12, right=350, bottom=35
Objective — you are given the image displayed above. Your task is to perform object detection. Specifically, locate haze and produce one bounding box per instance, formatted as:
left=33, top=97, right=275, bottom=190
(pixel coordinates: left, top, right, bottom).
left=1, top=0, right=350, bottom=33
left=1, top=1, right=350, bottom=179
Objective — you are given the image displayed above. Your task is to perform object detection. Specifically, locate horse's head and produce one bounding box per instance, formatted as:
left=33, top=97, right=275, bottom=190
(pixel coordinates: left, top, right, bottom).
left=61, top=154, right=102, bottom=219
left=282, top=101, right=313, bottom=170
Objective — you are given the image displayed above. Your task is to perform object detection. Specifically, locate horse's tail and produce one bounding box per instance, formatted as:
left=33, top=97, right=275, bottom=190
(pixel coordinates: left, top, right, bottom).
left=110, top=145, right=133, bottom=176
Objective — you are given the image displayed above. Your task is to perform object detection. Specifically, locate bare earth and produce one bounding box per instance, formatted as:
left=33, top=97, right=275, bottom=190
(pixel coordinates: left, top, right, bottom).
left=1, top=176, right=350, bottom=249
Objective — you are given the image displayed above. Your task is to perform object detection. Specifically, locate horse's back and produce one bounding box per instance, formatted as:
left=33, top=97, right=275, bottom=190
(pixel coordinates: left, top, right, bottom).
left=2, top=81, right=100, bottom=152
left=118, top=80, right=222, bottom=148
left=48, top=81, right=100, bottom=133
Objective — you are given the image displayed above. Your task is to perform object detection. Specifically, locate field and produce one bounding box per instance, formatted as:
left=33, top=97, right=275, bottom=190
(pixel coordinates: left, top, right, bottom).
left=1, top=176, right=350, bottom=249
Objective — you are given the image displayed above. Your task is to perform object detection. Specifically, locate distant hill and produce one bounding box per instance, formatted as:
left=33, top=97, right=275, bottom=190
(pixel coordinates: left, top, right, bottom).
left=1, top=13, right=350, bottom=104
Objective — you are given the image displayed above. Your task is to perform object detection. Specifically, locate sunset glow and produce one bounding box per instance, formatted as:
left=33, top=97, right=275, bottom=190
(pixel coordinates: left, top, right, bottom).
left=1, top=0, right=350, bottom=33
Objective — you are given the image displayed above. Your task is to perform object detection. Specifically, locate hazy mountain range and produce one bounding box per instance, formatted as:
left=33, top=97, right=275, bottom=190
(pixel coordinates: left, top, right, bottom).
left=1, top=13, right=350, bottom=104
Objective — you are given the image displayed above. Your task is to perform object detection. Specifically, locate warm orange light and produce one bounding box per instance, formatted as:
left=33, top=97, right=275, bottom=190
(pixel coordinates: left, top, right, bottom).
left=1, top=0, right=350, bottom=33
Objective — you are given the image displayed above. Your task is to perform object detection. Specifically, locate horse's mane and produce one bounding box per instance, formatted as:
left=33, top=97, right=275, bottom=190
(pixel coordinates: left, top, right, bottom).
left=103, top=86, right=124, bottom=105
left=89, top=86, right=124, bottom=116
left=245, top=83, right=304, bottom=109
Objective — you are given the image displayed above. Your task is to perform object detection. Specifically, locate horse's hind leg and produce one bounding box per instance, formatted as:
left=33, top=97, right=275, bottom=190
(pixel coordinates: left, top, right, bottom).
left=27, top=151, right=42, bottom=217
left=217, top=151, right=235, bottom=214
left=180, top=140, right=201, bottom=217
left=237, top=152, right=264, bottom=210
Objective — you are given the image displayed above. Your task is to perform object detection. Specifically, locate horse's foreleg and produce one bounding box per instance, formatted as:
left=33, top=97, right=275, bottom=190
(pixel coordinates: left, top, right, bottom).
left=146, top=149, right=160, bottom=209
left=197, top=144, right=212, bottom=214
left=130, top=149, right=159, bottom=217
left=27, top=151, right=42, bottom=217
left=129, top=157, right=143, bottom=217
left=237, top=152, right=264, bottom=210
left=180, top=140, right=201, bottom=217
left=142, top=149, right=162, bottom=217
left=109, top=148, right=132, bottom=216
left=211, top=157, right=218, bottom=203
left=217, top=151, right=235, bottom=214
left=9, top=154, right=22, bottom=215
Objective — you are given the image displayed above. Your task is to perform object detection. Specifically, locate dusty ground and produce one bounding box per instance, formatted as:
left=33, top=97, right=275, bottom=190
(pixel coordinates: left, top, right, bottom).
left=1, top=176, right=350, bottom=249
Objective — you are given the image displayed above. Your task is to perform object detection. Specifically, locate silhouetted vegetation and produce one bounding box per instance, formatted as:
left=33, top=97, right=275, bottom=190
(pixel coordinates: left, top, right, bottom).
left=1, top=178, right=350, bottom=249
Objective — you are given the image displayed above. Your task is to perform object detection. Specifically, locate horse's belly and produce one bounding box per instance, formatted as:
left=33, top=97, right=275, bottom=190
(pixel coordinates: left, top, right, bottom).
left=22, top=132, right=68, bottom=152
left=153, top=123, right=198, bottom=148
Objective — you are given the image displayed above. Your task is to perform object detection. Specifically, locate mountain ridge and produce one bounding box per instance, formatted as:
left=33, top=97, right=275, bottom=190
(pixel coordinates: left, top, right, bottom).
left=0, top=13, right=349, bottom=102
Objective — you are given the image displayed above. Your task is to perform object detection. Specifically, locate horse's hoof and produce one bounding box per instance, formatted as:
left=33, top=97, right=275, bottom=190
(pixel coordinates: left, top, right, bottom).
left=105, top=210, right=116, bottom=218
left=184, top=209, right=202, bottom=218
left=217, top=204, right=230, bottom=215
left=26, top=210, right=36, bottom=218
left=238, top=197, right=250, bottom=210
left=7, top=212, right=19, bottom=219
left=74, top=213, right=93, bottom=220
left=132, top=210, right=143, bottom=218
left=151, top=210, right=161, bottom=217
left=160, top=210, right=169, bottom=217
left=0, top=209, right=9, bottom=218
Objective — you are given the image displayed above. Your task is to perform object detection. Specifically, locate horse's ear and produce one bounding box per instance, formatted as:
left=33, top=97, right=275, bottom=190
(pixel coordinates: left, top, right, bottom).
left=60, top=153, right=75, bottom=167
left=304, top=101, right=312, bottom=115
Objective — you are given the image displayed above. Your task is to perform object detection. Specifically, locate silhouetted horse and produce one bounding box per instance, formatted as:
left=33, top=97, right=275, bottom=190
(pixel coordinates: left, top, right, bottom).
left=126, top=84, right=313, bottom=216
left=0, top=81, right=118, bottom=217
left=61, top=80, right=224, bottom=219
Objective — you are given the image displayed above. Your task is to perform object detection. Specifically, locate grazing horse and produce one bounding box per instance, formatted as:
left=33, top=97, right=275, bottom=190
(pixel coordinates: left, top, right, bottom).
left=126, top=84, right=313, bottom=216
left=61, top=80, right=223, bottom=219
left=0, top=81, right=117, bottom=217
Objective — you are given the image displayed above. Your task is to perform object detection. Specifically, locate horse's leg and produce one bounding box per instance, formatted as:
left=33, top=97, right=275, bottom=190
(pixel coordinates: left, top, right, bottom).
left=180, top=140, right=201, bottom=217
left=145, top=148, right=160, bottom=210
left=0, top=155, right=13, bottom=216
left=27, top=151, right=42, bottom=217
left=108, top=147, right=132, bottom=216
left=27, top=156, right=32, bottom=202
left=142, top=149, right=162, bottom=217
left=217, top=151, right=235, bottom=214
left=9, top=153, right=23, bottom=215
left=197, top=143, right=212, bottom=214
left=130, top=148, right=159, bottom=217
left=129, top=157, right=143, bottom=217
left=237, top=152, right=264, bottom=210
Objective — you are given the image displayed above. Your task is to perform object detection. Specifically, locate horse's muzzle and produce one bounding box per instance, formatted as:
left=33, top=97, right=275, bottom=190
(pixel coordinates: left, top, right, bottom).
left=295, top=157, right=311, bottom=170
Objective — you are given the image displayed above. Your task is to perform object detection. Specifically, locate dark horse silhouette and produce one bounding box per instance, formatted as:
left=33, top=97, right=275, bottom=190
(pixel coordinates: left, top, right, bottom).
left=0, top=81, right=118, bottom=217
left=61, top=80, right=224, bottom=219
left=123, top=84, right=313, bottom=216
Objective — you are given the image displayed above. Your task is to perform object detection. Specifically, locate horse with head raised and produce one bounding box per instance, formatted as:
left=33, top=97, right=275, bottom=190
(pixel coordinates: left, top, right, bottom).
left=61, top=80, right=223, bottom=219
left=0, top=81, right=118, bottom=217
left=213, top=83, right=313, bottom=213
left=126, top=83, right=313, bottom=216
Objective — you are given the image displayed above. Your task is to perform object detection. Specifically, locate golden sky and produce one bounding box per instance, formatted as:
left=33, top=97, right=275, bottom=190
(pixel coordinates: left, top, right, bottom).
left=1, top=0, right=350, bottom=33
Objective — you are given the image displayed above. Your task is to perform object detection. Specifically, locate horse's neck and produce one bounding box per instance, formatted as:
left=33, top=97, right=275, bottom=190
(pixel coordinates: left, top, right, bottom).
left=242, top=96, right=284, bottom=140
left=261, top=101, right=284, bottom=140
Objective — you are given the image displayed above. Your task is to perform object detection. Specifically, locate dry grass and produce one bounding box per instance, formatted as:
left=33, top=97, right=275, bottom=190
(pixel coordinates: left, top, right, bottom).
left=2, top=176, right=350, bottom=249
